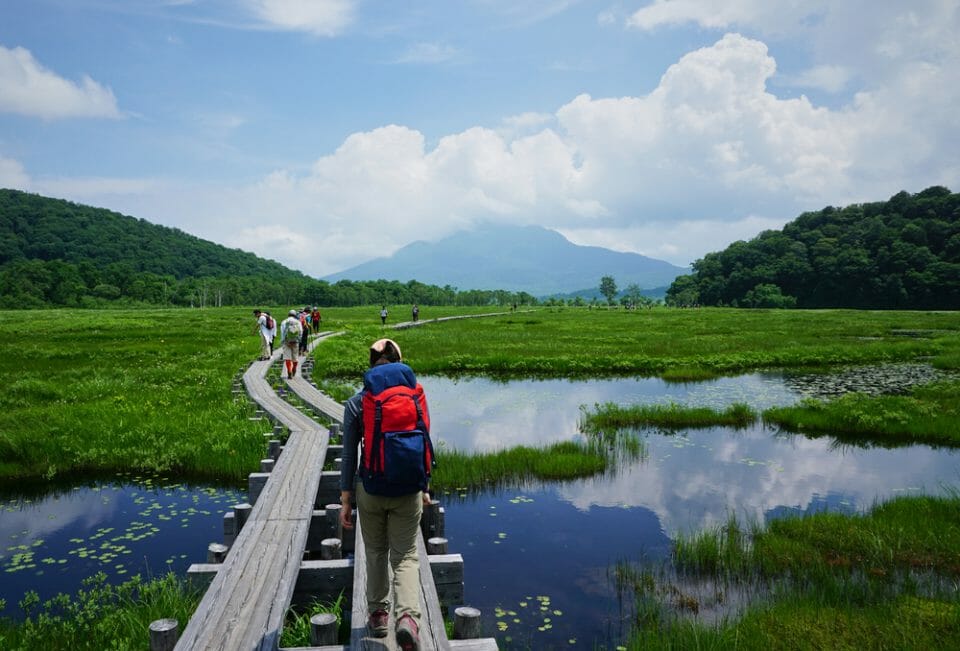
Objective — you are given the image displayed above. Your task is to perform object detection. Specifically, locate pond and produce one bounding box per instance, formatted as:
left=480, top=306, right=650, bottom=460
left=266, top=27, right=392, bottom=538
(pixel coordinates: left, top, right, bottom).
left=1, top=363, right=957, bottom=649
left=0, top=474, right=244, bottom=621
left=419, top=365, right=960, bottom=649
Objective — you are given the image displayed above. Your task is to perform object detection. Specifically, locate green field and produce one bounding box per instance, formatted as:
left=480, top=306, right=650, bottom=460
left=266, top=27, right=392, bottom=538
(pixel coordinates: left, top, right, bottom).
left=2, top=305, right=960, bottom=649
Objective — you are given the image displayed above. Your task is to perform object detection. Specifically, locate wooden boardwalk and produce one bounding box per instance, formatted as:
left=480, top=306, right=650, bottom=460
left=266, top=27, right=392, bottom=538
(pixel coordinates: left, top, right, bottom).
left=172, top=330, right=497, bottom=650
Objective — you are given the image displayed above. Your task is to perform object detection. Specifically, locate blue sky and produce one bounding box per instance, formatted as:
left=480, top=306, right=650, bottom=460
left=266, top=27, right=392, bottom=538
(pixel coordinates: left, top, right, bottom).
left=2, top=0, right=958, bottom=277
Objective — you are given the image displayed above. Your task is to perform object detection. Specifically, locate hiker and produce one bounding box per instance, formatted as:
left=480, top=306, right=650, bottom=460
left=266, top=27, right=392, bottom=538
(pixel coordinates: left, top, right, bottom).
left=252, top=309, right=271, bottom=361
left=298, top=309, right=310, bottom=355
left=411, top=304, right=419, bottom=322
left=380, top=306, right=388, bottom=325
left=280, top=309, right=302, bottom=378
left=265, top=311, right=277, bottom=354
left=310, top=306, right=322, bottom=334
left=340, top=338, right=433, bottom=650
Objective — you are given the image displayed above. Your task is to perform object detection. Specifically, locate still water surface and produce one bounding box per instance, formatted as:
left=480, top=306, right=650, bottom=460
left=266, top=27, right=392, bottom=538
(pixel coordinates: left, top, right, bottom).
left=2, top=368, right=958, bottom=649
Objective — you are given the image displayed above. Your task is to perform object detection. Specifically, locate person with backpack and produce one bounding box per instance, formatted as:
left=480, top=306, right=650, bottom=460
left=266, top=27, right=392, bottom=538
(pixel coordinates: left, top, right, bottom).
left=280, top=309, right=302, bottom=378
left=339, top=338, right=434, bottom=650
left=264, top=311, right=277, bottom=354
left=252, top=309, right=271, bottom=361
left=310, top=306, right=322, bottom=334
left=379, top=306, right=388, bottom=325
left=298, top=309, right=310, bottom=355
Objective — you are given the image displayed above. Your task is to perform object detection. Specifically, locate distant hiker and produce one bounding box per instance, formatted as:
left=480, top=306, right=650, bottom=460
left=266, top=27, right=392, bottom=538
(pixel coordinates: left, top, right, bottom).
left=252, top=309, right=271, bottom=361
left=380, top=306, right=388, bottom=325
left=265, top=311, right=277, bottom=354
left=280, top=309, right=302, bottom=379
left=411, top=304, right=419, bottom=322
left=311, top=306, right=322, bottom=333
left=340, top=338, right=434, bottom=649
left=298, top=309, right=310, bottom=355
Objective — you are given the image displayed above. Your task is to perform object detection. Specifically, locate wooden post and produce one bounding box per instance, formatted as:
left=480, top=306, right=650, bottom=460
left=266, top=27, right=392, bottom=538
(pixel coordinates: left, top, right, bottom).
left=427, top=537, right=448, bottom=555
left=320, top=538, right=342, bottom=560
left=149, top=618, right=179, bottom=651
left=260, top=458, right=275, bottom=473
left=234, top=503, right=252, bottom=532
left=325, top=503, right=342, bottom=540
left=268, top=439, right=281, bottom=460
left=422, top=502, right=444, bottom=538
left=453, top=606, right=482, bottom=640
left=223, top=511, right=236, bottom=546
left=273, top=424, right=284, bottom=436
left=248, top=473, right=268, bottom=504
left=206, top=542, right=229, bottom=563
left=309, top=613, right=338, bottom=645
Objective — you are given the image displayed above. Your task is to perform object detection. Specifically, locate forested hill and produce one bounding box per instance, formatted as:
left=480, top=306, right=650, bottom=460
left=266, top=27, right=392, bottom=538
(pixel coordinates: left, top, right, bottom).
left=0, top=190, right=535, bottom=309
left=0, top=189, right=299, bottom=280
left=666, top=187, right=960, bottom=310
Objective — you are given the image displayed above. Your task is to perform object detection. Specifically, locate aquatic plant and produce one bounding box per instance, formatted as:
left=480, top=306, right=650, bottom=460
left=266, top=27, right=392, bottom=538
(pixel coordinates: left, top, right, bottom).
left=0, top=572, right=201, bottom=651
left=581, top=402, right=758, bottom=432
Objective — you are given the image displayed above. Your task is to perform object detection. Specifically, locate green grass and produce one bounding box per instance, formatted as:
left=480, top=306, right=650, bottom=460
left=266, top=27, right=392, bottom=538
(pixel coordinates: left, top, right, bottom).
left=0, top=308, right=272, bottom=483
left=280, top=593, right=346, bottom=647
left=619, top=494, right=960, bottom=650
left=311, top=307, right=960, bottom=380
left=430, top=436, right=643, bottom=492
left=0, top=572, right=202, bottom=651
left=763, top=380, right=960, bottom=447
left=582, top=402, right=758, bottom=432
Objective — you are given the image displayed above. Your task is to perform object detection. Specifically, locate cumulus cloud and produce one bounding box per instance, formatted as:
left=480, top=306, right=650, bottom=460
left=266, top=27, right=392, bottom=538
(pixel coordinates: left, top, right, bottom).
left=186, top=30, right=957, bottom=275
left=0, top=45, right=122, bottom=120
left=243, top=0, right=355, bottom=36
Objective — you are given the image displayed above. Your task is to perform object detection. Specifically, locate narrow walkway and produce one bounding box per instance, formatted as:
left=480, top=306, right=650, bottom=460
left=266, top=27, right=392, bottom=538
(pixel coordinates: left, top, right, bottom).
left=175, top=342, right=332, bottom=650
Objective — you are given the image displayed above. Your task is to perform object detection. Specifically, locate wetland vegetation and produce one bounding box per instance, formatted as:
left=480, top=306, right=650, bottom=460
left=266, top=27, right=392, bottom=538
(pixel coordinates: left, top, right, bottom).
left=2, top=305, right=960, bottom=649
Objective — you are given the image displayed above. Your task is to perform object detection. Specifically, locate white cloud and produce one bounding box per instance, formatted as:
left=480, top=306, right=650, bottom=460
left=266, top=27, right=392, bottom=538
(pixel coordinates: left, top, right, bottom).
left=0, top=154, right=31, bottom=188
left=0, top=45, right=122, bottom=120
left=244, top=0, right=355, bottom=36
left=25, top=23, right=960, bottom=277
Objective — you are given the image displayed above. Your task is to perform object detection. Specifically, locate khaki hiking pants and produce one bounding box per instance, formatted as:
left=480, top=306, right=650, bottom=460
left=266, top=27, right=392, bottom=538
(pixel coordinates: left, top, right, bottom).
left=357, top=484, right=423, bottom=623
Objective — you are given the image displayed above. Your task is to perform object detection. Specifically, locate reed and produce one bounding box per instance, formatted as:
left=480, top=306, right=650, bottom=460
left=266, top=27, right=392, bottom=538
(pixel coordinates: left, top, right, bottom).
left=280, top=593, right=345, bottom=647
left=0, top=572, right=201, bottom=651
left=763, top=380, right=960, bottom=447
left=582, top=402, right=757, bottom=432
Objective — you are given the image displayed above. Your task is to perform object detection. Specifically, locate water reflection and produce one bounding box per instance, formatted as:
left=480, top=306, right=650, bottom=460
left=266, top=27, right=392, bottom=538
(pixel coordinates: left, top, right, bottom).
left=0, top=476, right=244, bottom=620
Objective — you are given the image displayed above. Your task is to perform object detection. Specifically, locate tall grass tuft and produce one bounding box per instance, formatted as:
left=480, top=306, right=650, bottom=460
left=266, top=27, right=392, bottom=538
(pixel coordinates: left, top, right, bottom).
left=0, top=572, right=202, bottom=651
left=582, top=402, right=758, bottom=432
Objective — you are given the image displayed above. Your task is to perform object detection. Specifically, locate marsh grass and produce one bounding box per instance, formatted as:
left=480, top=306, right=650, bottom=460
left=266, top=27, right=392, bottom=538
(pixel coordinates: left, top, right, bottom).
left=280, top=593, right=346, bottom=647
left=430, top=434, right=644, bottom=492
left=619, top=494, right=960, bottom=650
left=763, top=380, right=960, bottom=447
left=0, top=572, right=202, bottom=651
left=582, top=402, right=757, bottom=432
left=310, top=307, right=960, bottom=380
left=0, top=308, right=273, bottom=483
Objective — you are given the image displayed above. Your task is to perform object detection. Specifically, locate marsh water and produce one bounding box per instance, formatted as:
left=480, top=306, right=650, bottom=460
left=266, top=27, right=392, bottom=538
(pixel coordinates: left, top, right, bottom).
left=2, top=364, right=958, bottom=649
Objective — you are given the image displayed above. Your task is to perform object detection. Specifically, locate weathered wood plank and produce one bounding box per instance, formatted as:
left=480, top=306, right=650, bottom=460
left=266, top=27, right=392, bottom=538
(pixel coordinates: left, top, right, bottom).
left=175, top=415, right=327, bottom=650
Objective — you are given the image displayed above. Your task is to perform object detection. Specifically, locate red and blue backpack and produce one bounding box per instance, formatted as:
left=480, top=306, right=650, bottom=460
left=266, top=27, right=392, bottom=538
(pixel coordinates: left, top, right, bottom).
left=359, top=362, right=435, bottom=496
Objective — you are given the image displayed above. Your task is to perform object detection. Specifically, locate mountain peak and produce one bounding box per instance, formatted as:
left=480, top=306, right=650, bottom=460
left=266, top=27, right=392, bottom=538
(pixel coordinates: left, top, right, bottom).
left=323, top=224, right=688, bottom=295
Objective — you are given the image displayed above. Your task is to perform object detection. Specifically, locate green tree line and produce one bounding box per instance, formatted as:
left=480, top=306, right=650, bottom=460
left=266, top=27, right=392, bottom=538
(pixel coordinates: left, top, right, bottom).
left=0, top=189, right=535, bottom=309
left=666, top=186, right=960, bottom=309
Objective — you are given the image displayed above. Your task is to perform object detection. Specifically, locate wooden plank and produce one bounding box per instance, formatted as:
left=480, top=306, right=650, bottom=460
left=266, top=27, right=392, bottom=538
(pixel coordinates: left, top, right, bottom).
left=175, top=426, right=327, bottom=650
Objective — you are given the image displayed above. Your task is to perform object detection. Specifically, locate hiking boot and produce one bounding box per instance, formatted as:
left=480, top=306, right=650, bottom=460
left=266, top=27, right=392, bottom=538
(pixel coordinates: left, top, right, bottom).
left=396, top=614, right=420, bottom=651
left=367, top=609, right=388, bottom=638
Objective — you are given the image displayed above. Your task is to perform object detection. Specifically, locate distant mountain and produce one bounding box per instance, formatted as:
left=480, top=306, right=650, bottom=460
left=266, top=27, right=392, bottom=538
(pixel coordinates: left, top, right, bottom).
left=324, top=224, right=689, bottom=296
